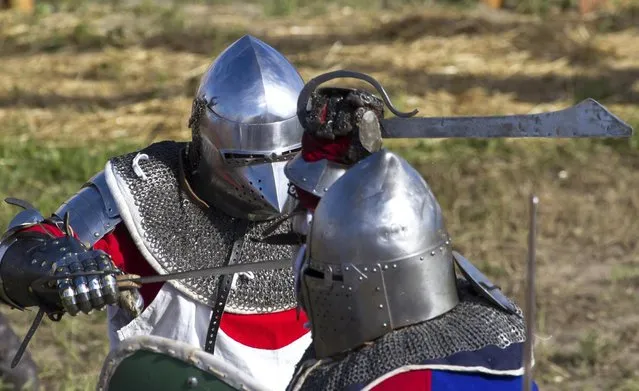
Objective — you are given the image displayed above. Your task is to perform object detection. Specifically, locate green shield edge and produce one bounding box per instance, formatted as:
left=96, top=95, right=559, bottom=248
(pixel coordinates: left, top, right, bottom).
left=107, top=350, right=239, bottom=391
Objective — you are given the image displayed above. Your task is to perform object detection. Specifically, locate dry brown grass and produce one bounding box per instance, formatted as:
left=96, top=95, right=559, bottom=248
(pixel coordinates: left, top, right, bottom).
left=1, top=1, right=639, bottom=390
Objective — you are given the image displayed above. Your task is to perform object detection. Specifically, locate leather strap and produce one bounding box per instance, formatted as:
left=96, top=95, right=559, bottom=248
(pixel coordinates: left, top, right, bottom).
left=204, top=219, right=250, bottom=353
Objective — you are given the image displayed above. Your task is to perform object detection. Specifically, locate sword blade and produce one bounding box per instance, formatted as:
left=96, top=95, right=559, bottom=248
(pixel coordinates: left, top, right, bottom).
left=523, top=195, right=539, bottom=391
left=118, top=258, right=293, bottom=285
left=381, top=99, right=632, bottom=139
left=11, top=309, right=45, bottom=368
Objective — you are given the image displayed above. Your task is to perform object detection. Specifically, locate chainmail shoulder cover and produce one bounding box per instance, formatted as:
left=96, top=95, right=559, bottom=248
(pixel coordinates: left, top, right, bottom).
left=288, top=280, right=526, bottom=391
left=104, top=141, right=297, bottom=313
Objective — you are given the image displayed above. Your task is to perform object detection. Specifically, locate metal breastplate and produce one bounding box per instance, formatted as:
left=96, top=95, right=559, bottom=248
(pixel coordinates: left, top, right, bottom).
left=107, top=141, right=297, bottom=313
left=289, top=280, right=526, bottom=391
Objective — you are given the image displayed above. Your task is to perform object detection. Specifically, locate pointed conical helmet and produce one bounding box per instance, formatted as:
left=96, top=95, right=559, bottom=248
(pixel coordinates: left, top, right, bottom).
left=186, top=35, right=304, bottom=219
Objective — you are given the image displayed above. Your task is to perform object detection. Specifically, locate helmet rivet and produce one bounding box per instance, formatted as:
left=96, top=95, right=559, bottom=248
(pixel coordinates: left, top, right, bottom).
left=379, top=304, right=384, bottom=309
left=302, top=177, right=307, bottom=182
left=372, top=268, right=377, bottom=272
left=186, top=377, right=198, bottom=388
left=392, top=264, right=397, bottom=268
left=375, top=287, right=381, bottom=291
left=323, top=188, right=329, bottom=192
left=419, top=256, right=424, bottom=261
left=348, top=287, right=352, bottom=291
left=383, top=323, right=388, bottom=327
left=430, top=251, right=436, bottom=256
left=358, top=276, right=363, bottom=281
left=345, top=266, right=350, bottom=271
left=383, top=265, right=388, bottom=270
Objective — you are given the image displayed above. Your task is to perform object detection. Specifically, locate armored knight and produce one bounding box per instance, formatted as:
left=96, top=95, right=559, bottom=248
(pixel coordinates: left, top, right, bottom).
left=287, top=150, right=539, bottom=391
left=0, top=35, right=311, bottom=390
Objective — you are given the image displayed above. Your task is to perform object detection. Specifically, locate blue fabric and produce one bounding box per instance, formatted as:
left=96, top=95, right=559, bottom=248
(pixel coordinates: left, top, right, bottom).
left=419, top=342, right=525, bottom=372
left=431, top=371, right=539, bottom=391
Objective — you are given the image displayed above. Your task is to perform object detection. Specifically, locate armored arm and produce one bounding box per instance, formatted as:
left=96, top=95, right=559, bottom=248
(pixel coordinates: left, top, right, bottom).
left=0, top=172, right=126, bottom=315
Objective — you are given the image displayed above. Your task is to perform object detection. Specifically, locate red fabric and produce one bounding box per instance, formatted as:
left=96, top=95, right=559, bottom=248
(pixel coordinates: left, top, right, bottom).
left=22, top=223, right=163, bottom=307
left=370, top=369, right=433, bottom=391
left=295, top=187, right=321, bottom=211
left=300, top=132, right=351, bottom=163
left=96, top=224, right=163, bottom=306
left=220, top=308, right=309, bottom=350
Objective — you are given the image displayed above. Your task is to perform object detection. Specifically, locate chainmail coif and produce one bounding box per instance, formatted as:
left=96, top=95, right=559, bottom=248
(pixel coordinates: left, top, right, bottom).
left=108, top=141, right=297, bottom=312
left=288, top=280, right=526, bottom=390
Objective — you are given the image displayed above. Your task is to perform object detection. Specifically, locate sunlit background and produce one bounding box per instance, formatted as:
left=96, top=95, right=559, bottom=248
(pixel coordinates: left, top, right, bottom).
left=0, top=0, right=638, bottom=390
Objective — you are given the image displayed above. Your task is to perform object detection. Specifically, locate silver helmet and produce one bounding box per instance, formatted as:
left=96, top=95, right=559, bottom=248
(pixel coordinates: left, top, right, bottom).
left=298, top=149, right=460, bottom=358
left=186, top=35, right=304, bottom=220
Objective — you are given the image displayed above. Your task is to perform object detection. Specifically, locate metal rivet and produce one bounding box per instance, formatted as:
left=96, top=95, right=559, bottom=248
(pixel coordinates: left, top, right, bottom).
left=419, top=256, right=424, bottom=261
left=383, top=323, right=388, bottom=327
left=186, top=377, right=198, bottom=388
left=363, top=267, right=368, bottom=272
left=358, top=276, right=363, bottom=281
left=341, top=285, right=345, bottom=289
left=430, top=251, right=436, bottom=256
left=31, top=259, right=38, bottom=264
left=375, top=287, right=381, bottom=291
left=59, top=247, right=66, bottom=252
left=302, top=177, right=307, bottom=182
left=348, top=287, right=352, bottom=291
left=373, top=268, right=377, bottom=272
left=383, top=265, right=389, bottom=270
left=345, top=266, right=350, bottom=271
left=393, top=264, right=397, bottom=268
left=347, top=306, right=352, bottom=311
left=94, top=232, right=100, bottom=237
left=379, top=304, right=384, bottom=309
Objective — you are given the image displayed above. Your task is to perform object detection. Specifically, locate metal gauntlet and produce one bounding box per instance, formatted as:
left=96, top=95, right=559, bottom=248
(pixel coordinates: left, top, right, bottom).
left=0, top=229, right=121, bottom=315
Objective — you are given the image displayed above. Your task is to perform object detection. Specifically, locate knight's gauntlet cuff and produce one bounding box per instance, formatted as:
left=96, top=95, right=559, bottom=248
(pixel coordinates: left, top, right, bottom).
left=0, top=230, right=79, bottom=312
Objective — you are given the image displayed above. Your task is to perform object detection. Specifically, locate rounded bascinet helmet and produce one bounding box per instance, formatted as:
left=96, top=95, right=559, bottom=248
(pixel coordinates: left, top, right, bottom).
left=186, top=35, right=305, bottom=220
left=298, top=149, right=460, bottom=358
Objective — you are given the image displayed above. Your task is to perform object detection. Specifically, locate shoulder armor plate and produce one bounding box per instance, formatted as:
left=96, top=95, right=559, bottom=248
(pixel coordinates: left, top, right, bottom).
left=54, top=171, right=122, bottom=247
left=453, top=251, right=519, bottom=315
left=1, top=199, right=45, bottom=242
left=6, top=208, right=45, bottom=232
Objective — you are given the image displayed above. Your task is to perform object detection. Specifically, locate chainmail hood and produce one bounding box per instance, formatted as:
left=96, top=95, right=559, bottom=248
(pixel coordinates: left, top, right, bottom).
left=104, top=141, right=297, bottom=313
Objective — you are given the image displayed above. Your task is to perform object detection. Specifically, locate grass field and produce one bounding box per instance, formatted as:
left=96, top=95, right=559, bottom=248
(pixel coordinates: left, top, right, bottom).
left=1, top=1, right=639, bottom=390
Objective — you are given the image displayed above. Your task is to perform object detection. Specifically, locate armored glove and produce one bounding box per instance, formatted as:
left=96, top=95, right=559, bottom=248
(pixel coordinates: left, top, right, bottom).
left=50, top=237, right=120, bottom=315
left=0, top=229, right=142, bottom=317
left=301, top=87, right=385, bottom=163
